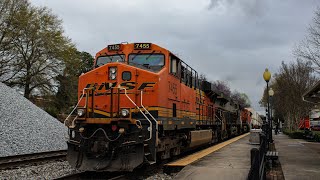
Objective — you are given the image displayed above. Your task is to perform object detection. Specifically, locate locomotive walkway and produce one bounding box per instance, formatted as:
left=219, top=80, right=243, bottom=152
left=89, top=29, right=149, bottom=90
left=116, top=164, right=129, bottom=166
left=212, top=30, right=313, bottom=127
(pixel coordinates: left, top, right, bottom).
left=174, top=134, right=256, bottom=180
left=273, top=133, right=320, bottom=180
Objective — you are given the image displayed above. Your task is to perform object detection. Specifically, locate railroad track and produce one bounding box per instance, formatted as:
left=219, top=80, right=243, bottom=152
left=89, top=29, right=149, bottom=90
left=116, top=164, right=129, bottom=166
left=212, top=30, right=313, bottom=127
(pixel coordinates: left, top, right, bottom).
left=55, top=134, right=248, bottom=179
left=55, top=133, right=248, bottom=179
left=55, top=171, right=128, bottom=180
left=0, top=150, right=67, bottom=170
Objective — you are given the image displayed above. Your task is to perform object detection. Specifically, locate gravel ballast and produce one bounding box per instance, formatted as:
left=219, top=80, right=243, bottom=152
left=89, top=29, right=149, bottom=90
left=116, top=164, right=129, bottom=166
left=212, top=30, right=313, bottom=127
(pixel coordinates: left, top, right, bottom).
left=0, top=82, right=67, bottom=157
left=0, top=160, right=77, bottom=179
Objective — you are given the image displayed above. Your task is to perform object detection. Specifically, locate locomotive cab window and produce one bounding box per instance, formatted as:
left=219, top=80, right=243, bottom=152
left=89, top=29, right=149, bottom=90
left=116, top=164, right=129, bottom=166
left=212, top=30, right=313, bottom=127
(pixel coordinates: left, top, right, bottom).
left=170, top=55, right=181, bottom=77
left=128, top=53, right=164, bottom=72
left=95, top=54, right=125, bottom=68
left=181, top=64, right=186, bottom=83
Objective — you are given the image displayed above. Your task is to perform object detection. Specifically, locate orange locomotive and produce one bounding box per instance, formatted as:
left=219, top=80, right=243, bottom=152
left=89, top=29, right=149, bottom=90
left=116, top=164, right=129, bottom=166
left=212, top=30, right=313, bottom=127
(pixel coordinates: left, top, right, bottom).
left=241, top=108, right=252, bottom=131
left=67, top=43, right=249, bottom=171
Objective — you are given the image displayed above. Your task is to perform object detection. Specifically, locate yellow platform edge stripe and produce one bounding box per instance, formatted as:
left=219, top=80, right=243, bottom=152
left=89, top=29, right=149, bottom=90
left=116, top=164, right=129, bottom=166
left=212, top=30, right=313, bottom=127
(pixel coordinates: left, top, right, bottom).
left=165, top=132, right=250, bottom=166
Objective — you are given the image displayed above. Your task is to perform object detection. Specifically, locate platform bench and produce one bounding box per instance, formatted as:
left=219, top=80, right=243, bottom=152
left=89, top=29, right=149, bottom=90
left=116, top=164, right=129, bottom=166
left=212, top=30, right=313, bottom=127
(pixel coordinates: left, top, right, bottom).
left=266, top=151, right=278, bottom=160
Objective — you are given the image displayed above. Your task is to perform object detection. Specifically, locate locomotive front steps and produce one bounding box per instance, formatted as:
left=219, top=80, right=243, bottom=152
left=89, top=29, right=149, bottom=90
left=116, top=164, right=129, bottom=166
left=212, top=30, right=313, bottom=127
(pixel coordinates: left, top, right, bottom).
left=144, top=143, right=156, bottom=165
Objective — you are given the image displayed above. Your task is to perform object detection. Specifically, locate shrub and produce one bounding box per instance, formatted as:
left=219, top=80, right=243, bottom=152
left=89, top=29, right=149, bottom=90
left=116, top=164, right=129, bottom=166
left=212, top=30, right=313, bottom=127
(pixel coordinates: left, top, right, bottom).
left=290, top=131, right=305, bottom=139
left=282, top=129, right=290, bottom=135
left=314, top=132, right=320, bottom=142
left=45, top=106, right=59, bottom=118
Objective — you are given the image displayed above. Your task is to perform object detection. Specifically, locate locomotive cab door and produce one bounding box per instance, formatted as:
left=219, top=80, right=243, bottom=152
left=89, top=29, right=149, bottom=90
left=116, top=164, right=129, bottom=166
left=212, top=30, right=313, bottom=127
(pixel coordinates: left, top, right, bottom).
left=167, top=54, right=182, bottom=130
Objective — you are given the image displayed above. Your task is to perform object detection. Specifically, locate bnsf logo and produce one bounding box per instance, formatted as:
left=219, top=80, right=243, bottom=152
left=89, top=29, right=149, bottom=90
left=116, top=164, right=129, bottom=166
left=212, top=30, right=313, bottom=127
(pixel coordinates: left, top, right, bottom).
left=85, top=82, right=156, bottom=90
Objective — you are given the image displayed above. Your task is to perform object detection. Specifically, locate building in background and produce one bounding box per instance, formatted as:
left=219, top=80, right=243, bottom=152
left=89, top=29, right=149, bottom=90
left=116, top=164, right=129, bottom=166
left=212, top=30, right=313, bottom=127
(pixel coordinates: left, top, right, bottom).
left=246, top=108, right=263, bottom=129
left=303, top=81, right=320, bottom=131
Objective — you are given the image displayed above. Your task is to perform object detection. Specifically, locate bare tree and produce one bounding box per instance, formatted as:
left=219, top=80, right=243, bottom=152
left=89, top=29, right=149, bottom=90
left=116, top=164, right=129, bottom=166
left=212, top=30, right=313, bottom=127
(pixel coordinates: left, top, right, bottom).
left=231, top=90, right=251, bottom=107
left=295, top=8, right=320, bottom=71
left=199, top=73, right=207, bottom=81
left=211, top=80, right=231, bottom=97
left=260, top=60, right=317, bottom=131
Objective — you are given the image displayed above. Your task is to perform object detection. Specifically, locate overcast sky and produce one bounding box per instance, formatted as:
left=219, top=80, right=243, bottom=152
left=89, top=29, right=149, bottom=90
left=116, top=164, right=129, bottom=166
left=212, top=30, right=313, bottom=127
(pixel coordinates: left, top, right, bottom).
left=31, top=0, right=319, bottom=113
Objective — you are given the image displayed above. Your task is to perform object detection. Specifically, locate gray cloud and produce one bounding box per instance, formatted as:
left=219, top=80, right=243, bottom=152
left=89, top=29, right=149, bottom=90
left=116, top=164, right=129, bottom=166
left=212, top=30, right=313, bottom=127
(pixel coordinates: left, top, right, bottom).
left=208, top=0, right=265, bottom=17
left=30, top=0, right=319, bottom=112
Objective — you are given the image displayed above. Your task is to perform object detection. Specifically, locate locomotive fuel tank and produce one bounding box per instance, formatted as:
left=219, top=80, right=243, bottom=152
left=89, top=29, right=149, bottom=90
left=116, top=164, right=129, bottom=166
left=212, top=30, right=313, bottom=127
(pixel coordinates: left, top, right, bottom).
left=189, top=130, right=213, bottom=148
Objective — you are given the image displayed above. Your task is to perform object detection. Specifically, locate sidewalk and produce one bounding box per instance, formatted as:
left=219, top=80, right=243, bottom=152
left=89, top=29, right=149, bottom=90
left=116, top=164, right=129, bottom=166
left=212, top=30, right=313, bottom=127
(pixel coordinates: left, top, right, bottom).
left=274, top=132, right=320, bottom=180
left=174, top=135, right=257, bottom=180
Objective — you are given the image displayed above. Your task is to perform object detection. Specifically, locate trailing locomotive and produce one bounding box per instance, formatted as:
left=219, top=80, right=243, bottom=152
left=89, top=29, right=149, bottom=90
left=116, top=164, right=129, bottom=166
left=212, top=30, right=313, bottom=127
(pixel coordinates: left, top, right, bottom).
left=66, top=43, right=250, bottom=171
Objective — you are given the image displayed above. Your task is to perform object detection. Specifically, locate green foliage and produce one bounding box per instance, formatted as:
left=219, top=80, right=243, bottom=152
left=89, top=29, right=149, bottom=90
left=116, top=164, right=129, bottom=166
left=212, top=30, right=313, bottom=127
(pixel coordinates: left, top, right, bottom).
left=0, top=0, right=79, bottom=99
left=55, top=51, right=94, bottom=114
left=282, top=129, right=305, bottom=139
left=314, top=133, right=320, bottom=142
left=78, top=51, right=94, bottom=75
left=283, top=128, right=320, bottom=142
left=0, top=0, right=94, bottom=118
left=0, top=0, right=29, bottom=78
left=290, top=131, right=305, bottom=139
left=44, top=105, right=59, bottom=118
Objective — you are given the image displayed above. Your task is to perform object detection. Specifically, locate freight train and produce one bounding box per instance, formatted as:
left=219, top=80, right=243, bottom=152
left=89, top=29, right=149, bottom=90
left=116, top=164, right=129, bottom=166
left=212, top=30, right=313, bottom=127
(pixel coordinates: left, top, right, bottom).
left=66, top=43, right=251, bottom=171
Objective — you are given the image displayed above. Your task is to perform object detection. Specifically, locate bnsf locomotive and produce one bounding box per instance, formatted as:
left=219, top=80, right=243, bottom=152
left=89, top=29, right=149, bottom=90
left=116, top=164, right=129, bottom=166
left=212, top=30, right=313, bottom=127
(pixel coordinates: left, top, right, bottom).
left=66, top=43, right=250, bottom=171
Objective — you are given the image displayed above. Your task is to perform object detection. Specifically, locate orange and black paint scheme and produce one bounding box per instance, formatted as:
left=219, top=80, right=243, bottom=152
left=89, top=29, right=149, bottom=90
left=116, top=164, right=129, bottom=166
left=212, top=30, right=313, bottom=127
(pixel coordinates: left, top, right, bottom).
left=67, top=43, right=251, bottom=171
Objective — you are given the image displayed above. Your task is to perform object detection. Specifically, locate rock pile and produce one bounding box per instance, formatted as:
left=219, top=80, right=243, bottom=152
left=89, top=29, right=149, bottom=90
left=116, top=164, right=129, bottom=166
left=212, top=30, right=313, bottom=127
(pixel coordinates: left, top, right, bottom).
left=0, top=82, right=67, bottom=157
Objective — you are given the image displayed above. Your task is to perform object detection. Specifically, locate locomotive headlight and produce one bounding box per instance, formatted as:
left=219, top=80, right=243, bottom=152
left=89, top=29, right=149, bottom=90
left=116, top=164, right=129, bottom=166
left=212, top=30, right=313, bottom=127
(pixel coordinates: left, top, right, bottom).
left=119, top=128, right=125, bottom=134
left=77, top=109, right=85, bottom=117
left=121, top=109, right=129, bottom=117
left=109, top=67, right=117, bottom=80
left=110, top=73, right=116, bottom=80
left=110, top=67, right=116, bottom=74
left=79, top=127, right=85, bottom=133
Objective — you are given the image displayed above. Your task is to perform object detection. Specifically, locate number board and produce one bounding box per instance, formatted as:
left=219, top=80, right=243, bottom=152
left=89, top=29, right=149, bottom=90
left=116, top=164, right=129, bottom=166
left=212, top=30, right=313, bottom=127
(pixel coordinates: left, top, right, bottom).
left=108, top=44, right=122, bottom=51
left=134, top=43, right=151, bottom=50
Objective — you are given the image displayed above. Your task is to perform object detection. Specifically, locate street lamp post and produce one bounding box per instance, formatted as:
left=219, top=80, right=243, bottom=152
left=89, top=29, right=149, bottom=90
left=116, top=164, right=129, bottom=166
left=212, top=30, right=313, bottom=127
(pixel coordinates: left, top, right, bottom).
left=269, top=88, right=274, bottom=142
left=263, top=68, right=271, bottom=144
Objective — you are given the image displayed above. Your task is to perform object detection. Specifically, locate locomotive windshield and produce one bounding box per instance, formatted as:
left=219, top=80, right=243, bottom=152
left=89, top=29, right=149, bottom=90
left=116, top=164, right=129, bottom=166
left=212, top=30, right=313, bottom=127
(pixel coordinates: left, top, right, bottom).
left=95, top=54, right=125, bottom=67
left=128, top=54, right=164, bottom=72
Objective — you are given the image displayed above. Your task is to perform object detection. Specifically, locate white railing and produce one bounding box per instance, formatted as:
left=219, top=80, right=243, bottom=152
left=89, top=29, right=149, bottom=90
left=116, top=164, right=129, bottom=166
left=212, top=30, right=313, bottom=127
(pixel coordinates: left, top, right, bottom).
left=140, top=90, right=158, bottom=133
left=118, top=86, right=154, bottom=141
left=64, top=87, right=92, bottom=128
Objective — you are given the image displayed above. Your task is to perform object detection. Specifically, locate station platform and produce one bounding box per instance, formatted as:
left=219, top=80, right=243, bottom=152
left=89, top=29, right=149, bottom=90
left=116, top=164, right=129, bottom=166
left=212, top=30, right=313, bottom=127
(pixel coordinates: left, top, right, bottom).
left=174, top=134, right=255, bottom=180
left=273, top=133, right=320, bottom=180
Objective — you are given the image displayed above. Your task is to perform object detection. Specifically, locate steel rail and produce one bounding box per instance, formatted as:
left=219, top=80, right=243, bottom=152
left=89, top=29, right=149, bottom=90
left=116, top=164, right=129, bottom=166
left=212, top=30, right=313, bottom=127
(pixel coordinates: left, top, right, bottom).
left=55, top=171, right=127, bottom=180
left=0, top=150, right=67, bottom=170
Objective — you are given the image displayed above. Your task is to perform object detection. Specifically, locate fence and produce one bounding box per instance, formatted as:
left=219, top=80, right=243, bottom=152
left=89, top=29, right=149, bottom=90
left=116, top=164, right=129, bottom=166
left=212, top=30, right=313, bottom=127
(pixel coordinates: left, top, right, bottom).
left=247, top=133, right=267, bottom=180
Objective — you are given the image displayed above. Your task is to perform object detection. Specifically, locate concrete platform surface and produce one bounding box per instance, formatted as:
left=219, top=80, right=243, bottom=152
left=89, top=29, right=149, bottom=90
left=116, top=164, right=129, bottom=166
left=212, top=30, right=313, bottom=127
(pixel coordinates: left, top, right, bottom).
left=174, top=135, right=256, bottom=180
left=274, top=133, right=320, bottom=180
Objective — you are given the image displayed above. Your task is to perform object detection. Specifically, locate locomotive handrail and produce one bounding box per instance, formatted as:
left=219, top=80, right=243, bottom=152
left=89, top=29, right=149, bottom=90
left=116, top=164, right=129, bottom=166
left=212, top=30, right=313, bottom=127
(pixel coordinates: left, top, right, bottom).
left=63, top=88, right=91, bottom=140
left=140, top=90, right=158, bottom=131
left=118, top=86, right=153, bottom=141
left=64, top=88, right=91, bottom=128
left=215, top=114, right=223, bottom=123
